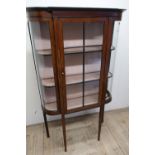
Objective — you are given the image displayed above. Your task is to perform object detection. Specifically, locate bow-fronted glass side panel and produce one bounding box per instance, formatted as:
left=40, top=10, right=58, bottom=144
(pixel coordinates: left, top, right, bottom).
left=29, top=21, right=58, bottom=112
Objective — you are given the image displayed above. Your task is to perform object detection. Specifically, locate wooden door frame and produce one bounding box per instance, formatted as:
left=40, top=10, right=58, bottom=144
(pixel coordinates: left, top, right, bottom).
left=54, top=17, right=109, bottom=114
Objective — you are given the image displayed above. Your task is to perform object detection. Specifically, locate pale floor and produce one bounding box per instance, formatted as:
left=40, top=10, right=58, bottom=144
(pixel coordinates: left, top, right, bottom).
left=27, top=108, right=129, bottom=155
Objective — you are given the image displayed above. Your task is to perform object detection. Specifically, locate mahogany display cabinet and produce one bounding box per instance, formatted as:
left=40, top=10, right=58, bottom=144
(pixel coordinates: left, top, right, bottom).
left=27, top=7, right=124, bottom=152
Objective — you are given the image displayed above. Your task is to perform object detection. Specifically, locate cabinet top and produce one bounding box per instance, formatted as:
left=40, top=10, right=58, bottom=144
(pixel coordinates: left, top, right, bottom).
left=26, top=0, right=127, bottom=9
left=27, top=8, right=124, bottom=20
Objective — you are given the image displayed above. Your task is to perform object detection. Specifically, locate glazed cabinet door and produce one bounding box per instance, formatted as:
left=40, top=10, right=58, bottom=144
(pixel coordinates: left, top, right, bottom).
left=54, top=18, right=111, bottom=113
left=28, top=17, right=60, bottom=114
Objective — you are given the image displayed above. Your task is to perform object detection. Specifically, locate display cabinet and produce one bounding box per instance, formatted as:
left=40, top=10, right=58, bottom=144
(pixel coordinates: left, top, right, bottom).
left=27, top=8, right=123, bottom=152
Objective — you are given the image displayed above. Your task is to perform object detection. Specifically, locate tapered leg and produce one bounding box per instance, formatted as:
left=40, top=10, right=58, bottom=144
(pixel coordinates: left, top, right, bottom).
left=61, top=114, right=67, bottom=152
left=43, top=112, right=50, bottom=138
left=101, top=104, right=105, bottom=123
left=98, top=105, right=104, bottom=141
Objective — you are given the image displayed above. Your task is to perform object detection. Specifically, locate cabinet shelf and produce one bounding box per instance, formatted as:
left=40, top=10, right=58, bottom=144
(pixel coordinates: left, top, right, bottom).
left=44, top=86, right=98, bottom=104
left=37, top=45, right=115, bottom=55
left=69, top=92, right=111, bottom=109
left=44, top=89, right=99, bottom=111
left=37, top=49, right=52, bottom=55
left=44, top=90, right=111, bottom=111
left=45, top=102, right=57, bottom=111
left=44, top=94, right=98, bottom=111
left=67, top=93, right=98, bottom=109
left=41, top=72, right=100, bottom=87
left=41, top=71, right=112, bottom=87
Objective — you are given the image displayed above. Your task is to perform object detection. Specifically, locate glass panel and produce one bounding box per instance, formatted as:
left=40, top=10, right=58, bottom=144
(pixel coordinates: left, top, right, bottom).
left=63, top=23, right=83, bottom=49
left=84, top=81, right=99, bottom=106
left=63, top=23, right=83, bottom=110
left=108, top=21, right=120, bottom=91
left=29, top=21, right=57, bottom=111
left=85, top=23, right=103, bottom=52
left=84, top=23, right=103, bottom=106
left=63, top=22, right=104, bottom=109
left=66, top=84, right=83, bottom=110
